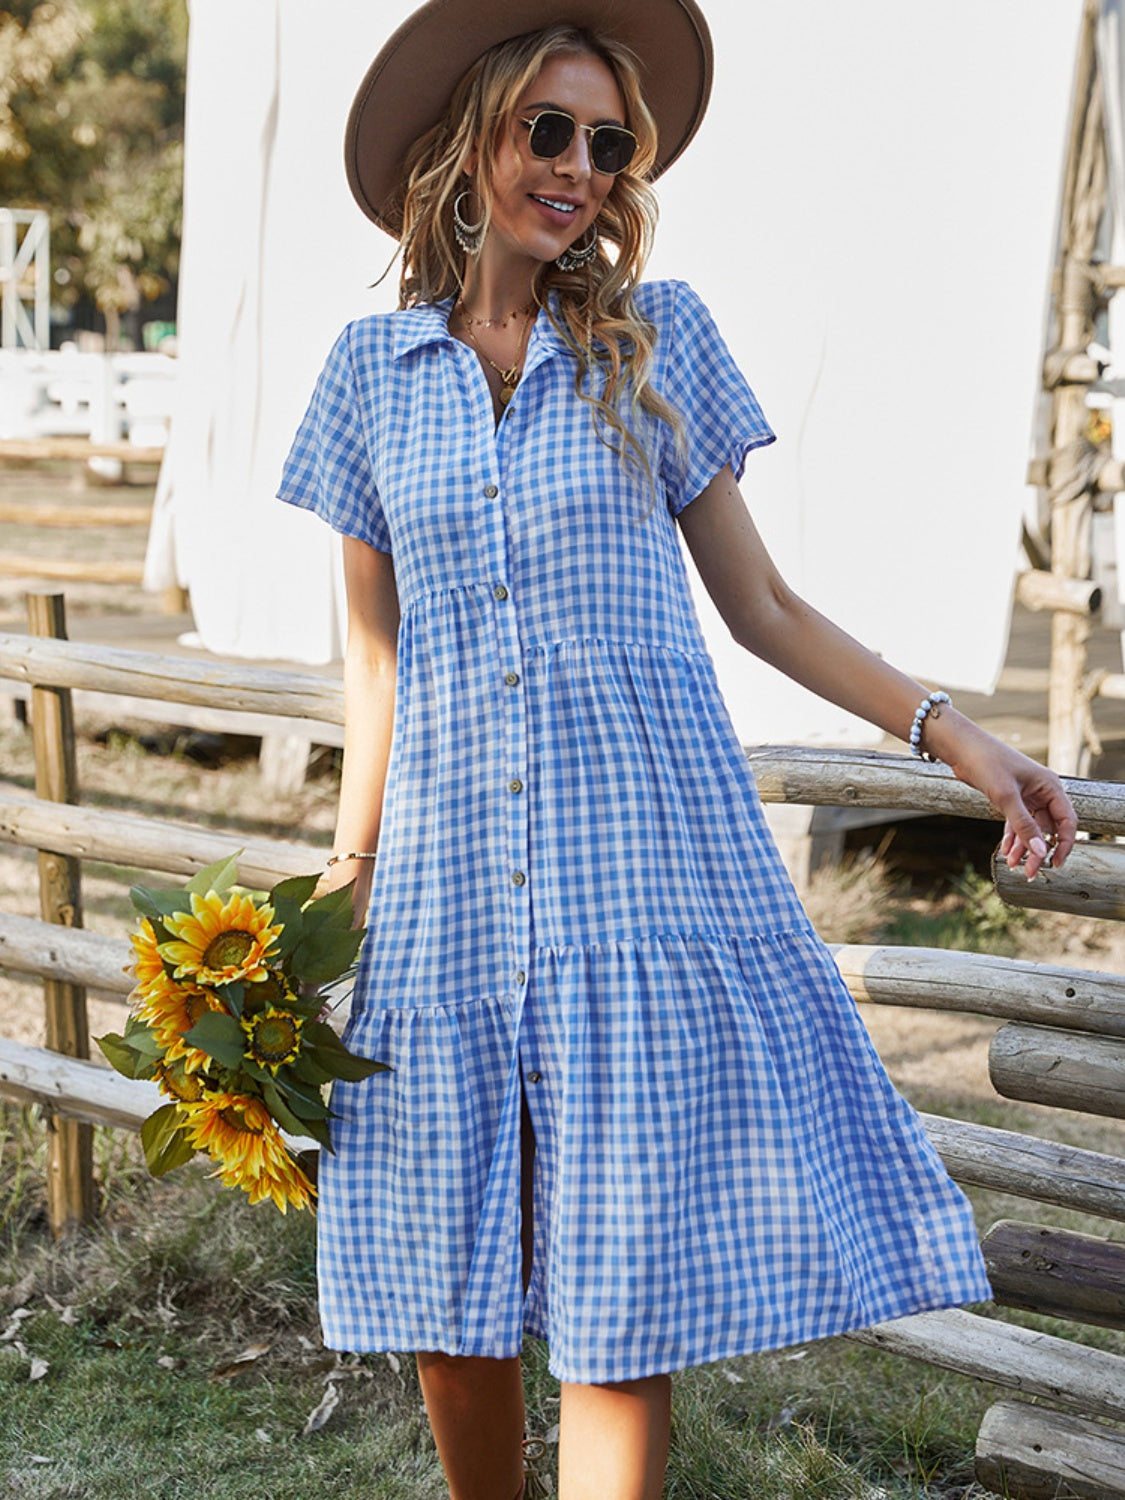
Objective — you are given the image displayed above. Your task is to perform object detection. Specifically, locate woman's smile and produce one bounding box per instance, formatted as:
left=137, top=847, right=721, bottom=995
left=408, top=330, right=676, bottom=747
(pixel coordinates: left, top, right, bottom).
left=480, top=51, right=626, bottom=266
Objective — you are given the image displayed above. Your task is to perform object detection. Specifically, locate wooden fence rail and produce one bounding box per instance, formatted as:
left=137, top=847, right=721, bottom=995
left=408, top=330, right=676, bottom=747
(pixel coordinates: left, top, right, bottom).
left=6, top=616, right=1125, bottom=1494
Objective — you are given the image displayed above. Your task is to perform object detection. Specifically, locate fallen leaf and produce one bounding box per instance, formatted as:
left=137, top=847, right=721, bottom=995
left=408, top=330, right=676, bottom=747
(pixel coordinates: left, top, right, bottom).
left=43, top=1297, right=78, bottom=1328
left=302, top=1379, right=340, bottom=1435
left=1, top=1309, right=34, bottom=1343
left=157, top=1355, right=177, bottom=1370
left=721, top=1367, right=745, bottom=1385
left=29, top=1357, right=49, bottom=1382
left=544, top=1424, right=560, bottom=1445
left=28, top=1455, right=53, bottom=1465
left=385, top=1351, right=401, bottom=1376
left=210, top=1342, right=272, bottom=1381
left=782, top=1348, right=808, bottom=1362
left=255, top=1429, right=272, bottom=1445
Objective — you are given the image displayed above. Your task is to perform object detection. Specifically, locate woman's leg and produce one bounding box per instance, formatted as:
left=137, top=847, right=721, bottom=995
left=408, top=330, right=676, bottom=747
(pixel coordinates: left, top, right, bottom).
left=417, top=1351, right=527, bottom=1500
left=557, top=1374, right=672, bottom=1500
left=417, top=1085, right=538, bottom=1499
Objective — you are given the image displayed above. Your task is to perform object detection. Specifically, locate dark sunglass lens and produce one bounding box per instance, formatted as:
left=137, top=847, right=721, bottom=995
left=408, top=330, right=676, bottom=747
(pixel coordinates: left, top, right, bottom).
left=592, top=128, right=636, bottom=174
left=528, top=112, right=575, bottom=159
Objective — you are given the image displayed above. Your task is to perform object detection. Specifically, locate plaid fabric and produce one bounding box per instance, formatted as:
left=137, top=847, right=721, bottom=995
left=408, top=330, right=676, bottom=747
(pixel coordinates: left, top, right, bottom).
left=278, top=281, right=990, bottom=1383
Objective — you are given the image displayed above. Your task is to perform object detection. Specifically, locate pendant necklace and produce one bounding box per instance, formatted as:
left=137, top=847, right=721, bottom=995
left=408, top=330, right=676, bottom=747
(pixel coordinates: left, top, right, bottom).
left=458, top=302, right=536, bottom=406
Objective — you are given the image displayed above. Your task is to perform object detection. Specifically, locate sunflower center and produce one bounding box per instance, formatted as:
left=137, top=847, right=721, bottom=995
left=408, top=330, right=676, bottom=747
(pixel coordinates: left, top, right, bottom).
left=156, top=1064, right=204, bottom=1104
left=246, top=1012, right=301, bottom=1066
left=202, top=930, right=256, bottom=971
left=184, top=991, right=211, bottom=1027
left=218, top=1105, right=263, bottom=1136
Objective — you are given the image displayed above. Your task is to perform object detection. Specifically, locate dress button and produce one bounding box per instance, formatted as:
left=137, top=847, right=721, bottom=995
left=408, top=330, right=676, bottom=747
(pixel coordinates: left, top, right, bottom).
left=511, top=870, right=526, bottom=887
left=509, top=779, right=523, bottom=794
left=527, top=1071, right=543, bottom=1085
left=505, top=671, right=520, bottom=686
left=484, top=484, right=499, bottom=498
left=516, top=971, right=526, bottom=985
left=493, top=584, right=509, bottom=601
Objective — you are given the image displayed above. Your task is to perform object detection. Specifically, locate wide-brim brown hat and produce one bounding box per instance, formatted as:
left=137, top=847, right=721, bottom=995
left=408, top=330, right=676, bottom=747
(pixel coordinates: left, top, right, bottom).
left=345, top=0, right=713, bottom=237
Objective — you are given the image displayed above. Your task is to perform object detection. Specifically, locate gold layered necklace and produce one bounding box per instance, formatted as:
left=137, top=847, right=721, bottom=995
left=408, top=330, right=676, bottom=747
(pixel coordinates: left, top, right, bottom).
left=457, top=301, right=536, bottom=406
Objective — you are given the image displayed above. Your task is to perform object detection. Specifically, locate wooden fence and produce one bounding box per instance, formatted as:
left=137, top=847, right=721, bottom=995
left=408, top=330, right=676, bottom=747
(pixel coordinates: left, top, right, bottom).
left=4, top=601, right=1125, bottom=1494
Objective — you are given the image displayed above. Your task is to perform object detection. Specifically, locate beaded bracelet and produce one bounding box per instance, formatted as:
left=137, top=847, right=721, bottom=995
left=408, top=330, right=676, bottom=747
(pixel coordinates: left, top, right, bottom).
left=909, top=690, right=951, bottom=762
left=324, top=850, right=378, bottom=869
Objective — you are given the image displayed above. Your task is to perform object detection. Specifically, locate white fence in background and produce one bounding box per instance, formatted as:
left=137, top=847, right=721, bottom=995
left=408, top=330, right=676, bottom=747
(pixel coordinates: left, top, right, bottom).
left=0, top=350, right=176, bottom=449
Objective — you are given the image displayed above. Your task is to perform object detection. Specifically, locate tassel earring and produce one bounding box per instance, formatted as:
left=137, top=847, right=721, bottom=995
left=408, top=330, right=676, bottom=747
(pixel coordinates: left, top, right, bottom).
left=453, top=190, right=486, bottom=256
left=556, top=225, right=598, bottom=271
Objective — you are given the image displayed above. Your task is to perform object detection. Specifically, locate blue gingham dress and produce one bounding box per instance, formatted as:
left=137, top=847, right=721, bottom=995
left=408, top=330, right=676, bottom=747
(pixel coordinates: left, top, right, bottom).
left=278, top=280, right=990, bottom=1383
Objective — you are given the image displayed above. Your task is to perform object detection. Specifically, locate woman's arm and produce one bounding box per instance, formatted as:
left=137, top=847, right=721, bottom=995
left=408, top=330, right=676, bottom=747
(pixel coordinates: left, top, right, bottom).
left=677, top=466, right=1077, bottom=879
left=320, top=536, right=400, bottom=921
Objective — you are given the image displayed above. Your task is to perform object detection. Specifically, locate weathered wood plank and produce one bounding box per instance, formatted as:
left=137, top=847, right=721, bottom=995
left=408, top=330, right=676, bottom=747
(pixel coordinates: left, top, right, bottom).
left=990, top=1023, right=1125, bottom=1120
left=1016, top=568, right=1101, bottom=615
left=847, top=1308, right=1125, bottom=1422
left=0, top=633, right=345, bottom=724
left=993, top=840, right=1125, bottom=921
left=28, top=592, right=94, bottom=1234
left=919, top=1113, right=1125, bottom=1223
left=0, top=912, right=131, bottom=994
left=0, top=437, right=163, bottom=463
left=0, top=791, right=325, bottom=888
left=834, top=943, right=1125, bottom=1036
left=744, top=746, right=1124, bottom=835
left=983, top=1219, right=1125, bottom=1329
left=977, top=1399, right=1125, bottom=1500
left=0, top=557, right=144, bottom=585
left=0, top=503, right=152, bottom=527
left=0, top=678, right=345, bottom=749
left=0, top=1036, right=159, bottom=1129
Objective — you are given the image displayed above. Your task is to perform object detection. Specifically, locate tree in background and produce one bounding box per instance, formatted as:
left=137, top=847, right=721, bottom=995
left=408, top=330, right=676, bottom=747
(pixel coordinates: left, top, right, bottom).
left=0, top=0, right=187, bottom=346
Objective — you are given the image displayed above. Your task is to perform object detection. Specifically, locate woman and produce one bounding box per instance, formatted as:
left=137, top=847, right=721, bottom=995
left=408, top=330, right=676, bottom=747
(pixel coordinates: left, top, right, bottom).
left=279, top=3, right=1076, bottom=1496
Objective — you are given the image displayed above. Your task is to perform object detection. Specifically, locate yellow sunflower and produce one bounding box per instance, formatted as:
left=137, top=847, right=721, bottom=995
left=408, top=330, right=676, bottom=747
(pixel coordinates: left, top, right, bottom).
left=137, top=982, right=225, bottom=1074
left=158, top=890, right=282, bottom=987
left=128, top=918, right=171, bottom=1004
left=242, top=1007, right=303, bottom=1074
left=181, top=1092, right=315, bottom=1213
left=153, top=1060, right=205, bottom=1104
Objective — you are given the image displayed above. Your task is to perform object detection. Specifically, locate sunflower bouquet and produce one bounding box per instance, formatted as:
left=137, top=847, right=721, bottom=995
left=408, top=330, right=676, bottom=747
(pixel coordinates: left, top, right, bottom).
left=97, top=854, right=387, bottom=1212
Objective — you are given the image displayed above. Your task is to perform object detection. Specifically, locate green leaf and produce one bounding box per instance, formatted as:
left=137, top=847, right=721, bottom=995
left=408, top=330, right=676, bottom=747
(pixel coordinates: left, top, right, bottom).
left=184, top=853, right=243, bottom=899
left=296, top=1115, right=332, bottom=1151
left=288, top=1050, right=336, bottom=1087
left=130, top=885, right=189, bottom=922
left=141, top=1104, right=196, bottom=1178
left=273, top=1073, right=330, bottom=1120
left=216, top=981, right=245, bottom=1019
left=272, top=872, right=321, bottom=907
left=95, top=1031, right=141, bottom=1078
left=259, top=1079, right=312, bottom=1139
left=269, top=896, right=307, bottom=963
left=289, top=928, right=365, bottom=986
left=181, top=1010, right=247, bottom=1070
left=303, top=1021, right=392, bottom=1082
left=123, top=1014, right=162, bottom=1055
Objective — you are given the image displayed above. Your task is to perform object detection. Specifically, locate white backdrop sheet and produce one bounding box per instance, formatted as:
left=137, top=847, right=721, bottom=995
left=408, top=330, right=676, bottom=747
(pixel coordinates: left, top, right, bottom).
left=153, top=0, right=1081, bottom=743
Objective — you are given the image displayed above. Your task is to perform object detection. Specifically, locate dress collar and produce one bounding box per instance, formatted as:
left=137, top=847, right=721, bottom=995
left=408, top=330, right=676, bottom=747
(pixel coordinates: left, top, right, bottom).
left=390, top=295, right=571, bottom=363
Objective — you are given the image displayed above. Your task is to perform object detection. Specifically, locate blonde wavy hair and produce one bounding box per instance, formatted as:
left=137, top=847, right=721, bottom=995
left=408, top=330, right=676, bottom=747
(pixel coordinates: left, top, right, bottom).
left=396, top=24, right=684, bottom=504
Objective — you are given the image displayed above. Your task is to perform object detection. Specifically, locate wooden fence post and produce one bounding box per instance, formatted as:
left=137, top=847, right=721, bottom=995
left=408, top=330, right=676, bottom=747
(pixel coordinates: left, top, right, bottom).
left=27, top=592, right=95, bottom=1234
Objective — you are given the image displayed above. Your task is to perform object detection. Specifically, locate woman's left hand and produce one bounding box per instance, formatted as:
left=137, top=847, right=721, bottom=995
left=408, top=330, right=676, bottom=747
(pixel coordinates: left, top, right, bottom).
left=935, top=715, right=1078, bottom=881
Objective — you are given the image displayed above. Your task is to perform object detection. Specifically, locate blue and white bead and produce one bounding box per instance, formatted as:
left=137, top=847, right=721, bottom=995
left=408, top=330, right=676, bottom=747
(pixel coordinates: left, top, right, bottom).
left=910, top=690, right=952, bottom=762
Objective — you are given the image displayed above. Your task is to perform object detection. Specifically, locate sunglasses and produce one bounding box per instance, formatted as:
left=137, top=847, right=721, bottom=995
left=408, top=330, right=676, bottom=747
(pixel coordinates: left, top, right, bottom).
left=517, top=110, right=638, bottom=176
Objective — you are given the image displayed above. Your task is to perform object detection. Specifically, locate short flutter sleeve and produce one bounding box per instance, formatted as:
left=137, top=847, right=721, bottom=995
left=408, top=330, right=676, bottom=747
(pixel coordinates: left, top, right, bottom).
left=277, top=322, right=391, bottom=554
left=655, top=281, right=776, bottom=517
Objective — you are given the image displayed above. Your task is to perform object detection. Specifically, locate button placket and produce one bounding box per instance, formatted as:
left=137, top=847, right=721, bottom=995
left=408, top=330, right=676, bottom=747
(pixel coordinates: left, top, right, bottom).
left=478, top=457, right=532, bottom=1011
